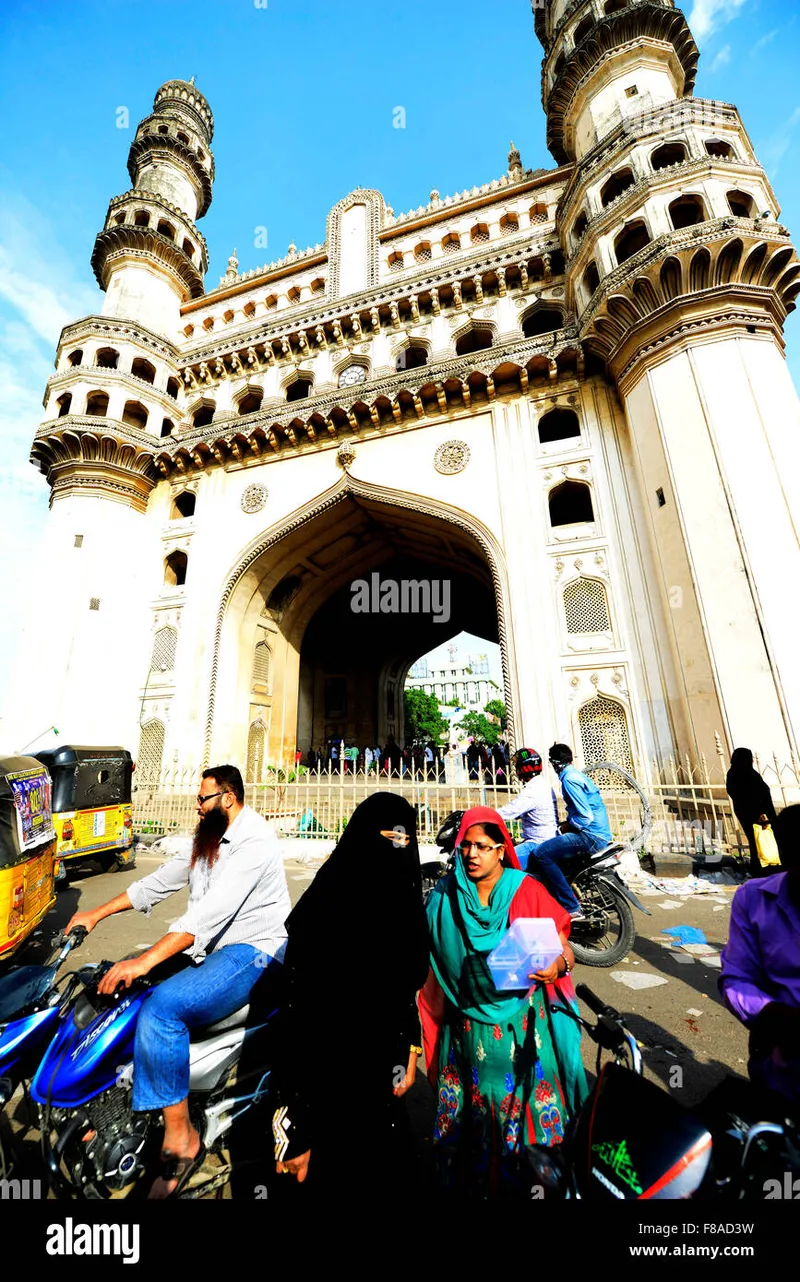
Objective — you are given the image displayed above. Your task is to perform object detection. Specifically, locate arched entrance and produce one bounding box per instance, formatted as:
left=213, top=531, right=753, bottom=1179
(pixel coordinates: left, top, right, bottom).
left=204, top=478, right=512, bottom=770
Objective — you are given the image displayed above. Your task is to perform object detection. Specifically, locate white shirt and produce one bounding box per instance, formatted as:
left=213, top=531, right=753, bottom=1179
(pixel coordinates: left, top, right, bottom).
left=498, top=775, right=559, bottom=845
left=127, top=805, right=290, bottom=962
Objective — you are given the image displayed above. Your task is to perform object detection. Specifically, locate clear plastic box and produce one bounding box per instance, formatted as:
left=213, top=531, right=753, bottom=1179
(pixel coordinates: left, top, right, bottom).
left=486, top=917, right=563, bottom=990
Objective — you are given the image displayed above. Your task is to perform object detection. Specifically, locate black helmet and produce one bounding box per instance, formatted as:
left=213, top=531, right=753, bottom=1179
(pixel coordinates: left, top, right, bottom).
left=514, top=748, right=542, bottom=779
left=436, top=810, right=465, bottom=853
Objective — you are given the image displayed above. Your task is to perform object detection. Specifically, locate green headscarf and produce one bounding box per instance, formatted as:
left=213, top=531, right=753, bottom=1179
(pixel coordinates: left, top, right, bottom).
left=426, top=810, right=531, bottom=1024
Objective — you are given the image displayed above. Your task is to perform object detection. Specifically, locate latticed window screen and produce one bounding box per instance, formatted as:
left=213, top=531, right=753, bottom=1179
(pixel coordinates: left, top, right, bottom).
left=442, top=237, right=460, bottom=253
left=150, top=626, right=177, bottom=671
left=578, top=697, right=634, bottom=777
left=415, top=244, right=432, bottom=261
left=247, top=721, right=266, bottom=783
left=471, top=226, right=490, bottom=243
left=137, top=720, right=165, bottom=784
left=530, top=208, right=548, bottom=224
left=563, top=579, right=611, bottom=634
left=252, top=640, right=271, bottom=688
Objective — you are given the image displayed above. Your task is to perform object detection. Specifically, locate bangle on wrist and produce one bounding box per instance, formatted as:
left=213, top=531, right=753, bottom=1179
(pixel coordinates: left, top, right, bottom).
left=409, top=1044, right=423, bottom=1058
left=560, top=952, right=573, bottom=975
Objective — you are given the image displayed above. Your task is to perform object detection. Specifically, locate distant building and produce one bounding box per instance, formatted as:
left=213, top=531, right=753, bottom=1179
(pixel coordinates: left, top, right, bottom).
left=407, top=645, right=500, bottom=714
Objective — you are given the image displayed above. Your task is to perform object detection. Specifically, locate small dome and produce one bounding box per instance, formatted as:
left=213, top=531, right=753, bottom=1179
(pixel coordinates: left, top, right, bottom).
left=154, top=79, right=214, bottom=141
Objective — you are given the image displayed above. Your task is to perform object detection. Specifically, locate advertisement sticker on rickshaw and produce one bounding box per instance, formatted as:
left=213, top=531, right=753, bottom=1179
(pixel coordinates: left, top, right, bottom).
left=7, top=768, right=56, bottom=852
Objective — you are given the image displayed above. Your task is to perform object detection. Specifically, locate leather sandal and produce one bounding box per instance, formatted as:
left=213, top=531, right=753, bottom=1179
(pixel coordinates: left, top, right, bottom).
left=155, top=1143, right=207, bottom=1199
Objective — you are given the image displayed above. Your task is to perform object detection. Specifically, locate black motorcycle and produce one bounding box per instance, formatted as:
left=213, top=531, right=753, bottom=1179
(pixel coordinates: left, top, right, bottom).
left=526, top=984, right=800, bottom=1200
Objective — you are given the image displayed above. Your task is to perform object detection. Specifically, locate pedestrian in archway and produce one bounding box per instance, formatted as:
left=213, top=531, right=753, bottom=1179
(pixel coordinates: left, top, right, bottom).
left=725, top=748, right=778, bottom=878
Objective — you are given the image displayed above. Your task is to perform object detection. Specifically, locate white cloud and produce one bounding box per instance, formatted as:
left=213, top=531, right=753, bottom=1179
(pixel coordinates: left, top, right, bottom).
left=752, top=27, right=781, bottom=54
left=689, top=0, right=747, bottom=43
left=0, top=188, right=102, bottom=697
left=709, top=43, right=732, bottom=72
left=758, top=105, right=800, bottom=180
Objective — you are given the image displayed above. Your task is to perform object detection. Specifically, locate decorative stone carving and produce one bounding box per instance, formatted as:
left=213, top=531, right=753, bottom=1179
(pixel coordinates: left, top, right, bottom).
left=336, top=443, right=357, bottom=470
left=241, top=482, right=268, bottom=514
left=433, top=440, right=471, bottom=475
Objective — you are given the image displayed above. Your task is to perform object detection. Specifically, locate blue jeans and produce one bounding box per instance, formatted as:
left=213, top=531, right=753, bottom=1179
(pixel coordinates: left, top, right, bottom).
left=132, top=943, right=269, bottom=1111
left=516, top=833, right=588, bottom=914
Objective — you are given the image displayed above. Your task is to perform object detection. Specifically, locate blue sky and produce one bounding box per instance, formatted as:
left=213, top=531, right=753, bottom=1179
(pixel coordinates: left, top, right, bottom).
left=0, top=0, right=798, bottom=707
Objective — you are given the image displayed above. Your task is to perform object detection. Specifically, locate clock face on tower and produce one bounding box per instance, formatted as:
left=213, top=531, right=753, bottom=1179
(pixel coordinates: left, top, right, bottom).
left=338, top=365, right=367, bottom=388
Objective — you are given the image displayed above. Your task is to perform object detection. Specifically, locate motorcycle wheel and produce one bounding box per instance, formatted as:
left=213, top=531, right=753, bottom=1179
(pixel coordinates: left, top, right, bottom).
left=569, top=877, right=635, bottom=968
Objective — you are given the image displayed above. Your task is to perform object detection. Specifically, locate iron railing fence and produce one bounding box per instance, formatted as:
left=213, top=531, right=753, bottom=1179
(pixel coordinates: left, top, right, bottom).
left=131, top=749, right=800, bottom=858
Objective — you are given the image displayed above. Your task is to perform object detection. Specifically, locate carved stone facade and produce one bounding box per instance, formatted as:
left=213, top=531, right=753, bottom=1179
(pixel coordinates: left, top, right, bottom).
left=9, top=2, right=800, bottom=778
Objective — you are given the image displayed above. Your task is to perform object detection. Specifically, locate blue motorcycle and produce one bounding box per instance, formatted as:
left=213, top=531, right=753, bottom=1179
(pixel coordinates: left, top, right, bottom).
left=0, top=927, right=88, bottom=1177
left=31, top=952, right=280, bottom=1199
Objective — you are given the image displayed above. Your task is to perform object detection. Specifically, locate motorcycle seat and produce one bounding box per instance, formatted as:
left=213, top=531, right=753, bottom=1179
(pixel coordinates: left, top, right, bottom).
left=191, top=1004, right=250, bottom=1039
left=588, top=842, right=627, bottom=862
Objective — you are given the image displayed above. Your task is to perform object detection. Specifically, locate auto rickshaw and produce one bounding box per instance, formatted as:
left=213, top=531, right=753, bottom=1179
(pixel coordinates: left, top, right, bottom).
left=32, top=746, right=135, bottom=875
left=0, top=755, right=57, bottom=962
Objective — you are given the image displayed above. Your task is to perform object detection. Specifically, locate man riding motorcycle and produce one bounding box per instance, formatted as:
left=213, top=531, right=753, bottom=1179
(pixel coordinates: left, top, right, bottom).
left=65, top=764, right=290, bottom=1198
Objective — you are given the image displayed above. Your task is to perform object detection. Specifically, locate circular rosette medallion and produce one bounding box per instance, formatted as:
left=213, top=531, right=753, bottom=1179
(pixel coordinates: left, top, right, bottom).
left=241, top=482, right=268, bottom=514
left=434, top=440, right=471, bottom=475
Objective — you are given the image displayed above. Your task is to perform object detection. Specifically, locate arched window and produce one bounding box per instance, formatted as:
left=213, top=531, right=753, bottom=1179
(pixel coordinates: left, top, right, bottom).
left=122, top=400, right=148, bottom=430
left=396, top=344, right=428, bottom=371
left=192, top=403, right=215, bottom=428
left=247, top=720, right=267, bottom=783
left=310, top=278, right=325, bottom=295
left=549, top=480, right=594, bottom=527
left=471, top=223, right=490, bottom=243
left=203, top=317, right=214, bottom=332
left=67, top=349, right=83, bottom=367
left=455, top=328, right=493, bottom=356
left=615, top=220, right=651, bottom=265
left=161, top=418, right=174, bottom=437
left=574, top=14, right=595, bottom=43
left=95, top=347, right=118, bottom=369
left=171, top=491, right=196, bottom=519
left=651, top=142, right=687, bottom=171
left=572, top=211, right=588, bottom=244
left=253, top=640, right=272, bottom=688
left=133, top=210, right=150, bottom=227
left=415, top=241, right=432, bottom=262
left=85, top=390, right=109, bottom=416
left=705, top=138, right=735, bottom=159
left=157, top=220, right=175, bottom=241
left=176, top=130, right=189, bottom=144
left=182, top=238, right=195, bottom=260
left=578, top=695, right=634, bottom=774
left=164, top=551, right=188, bottom=587
left=287, top=286, right=301, bottom=305
left=727, top=189, right=756, bottom=218
left=388, top=252, right=404, bottom=272
left=166, top=377, right=179, bottom=398
left=522, top=307, right=563, bottom=337
left=131, top=357, right=156, bottom=384
left=604, top=0, right=627, bottom=12
left=583, top=261, right=601, bottom=298
left=564, top=579, right=611, bottom=634
left=442, top=233, right=461, bottom=254
left=499, top=212, right=519, bottom=235
left=538, top=407, right=581, bottom=444
left=601, top=168, right=635, bottom=207
left=529, top=203, right=548, bottom=224
left=150, top=626, right=177, bottom=672
left=136, top=720, right=165, bottom=785
left=56, top=393, right=72, bottom=417
left=669, top=194, right=707, bottom=230
left=286, top=377, right=312, bottom=401
left=238, top=389, right=264, bottom=415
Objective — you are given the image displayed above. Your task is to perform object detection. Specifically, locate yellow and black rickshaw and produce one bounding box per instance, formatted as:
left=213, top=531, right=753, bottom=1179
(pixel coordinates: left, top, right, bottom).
left=32, top=746, right=136, bottom=875
left=0, top=755, right=57, bottom=962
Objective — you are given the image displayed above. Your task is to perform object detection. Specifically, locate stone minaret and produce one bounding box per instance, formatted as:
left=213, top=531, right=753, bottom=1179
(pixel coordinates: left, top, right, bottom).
left=92, top=79, right=214, bottom=336
left=9, top=81, right=215, bottom=749
left=536, top=0, right=800, bottom=763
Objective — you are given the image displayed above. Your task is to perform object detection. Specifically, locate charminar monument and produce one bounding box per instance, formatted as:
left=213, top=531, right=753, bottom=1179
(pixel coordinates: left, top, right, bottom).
left=9, top=0, right=800, bottom=786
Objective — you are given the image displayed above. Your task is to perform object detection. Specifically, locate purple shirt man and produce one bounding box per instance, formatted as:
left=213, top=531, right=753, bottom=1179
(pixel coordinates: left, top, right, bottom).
left=720, top=847, right=800, bottom=1104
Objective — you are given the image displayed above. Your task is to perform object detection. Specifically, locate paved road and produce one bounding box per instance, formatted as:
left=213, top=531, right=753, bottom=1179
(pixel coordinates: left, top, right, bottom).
left=5, top=847, right=749, bottom=1193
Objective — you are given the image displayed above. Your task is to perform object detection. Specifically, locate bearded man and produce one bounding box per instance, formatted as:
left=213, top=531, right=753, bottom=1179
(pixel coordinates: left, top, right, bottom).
left=66, top=765, right=290, bottom=1197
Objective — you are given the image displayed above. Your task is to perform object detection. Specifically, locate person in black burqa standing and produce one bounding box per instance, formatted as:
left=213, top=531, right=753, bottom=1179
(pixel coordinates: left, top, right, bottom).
left=725, top=747, right=778, bottom=879
left=268, top=793, right=433, bottom=1201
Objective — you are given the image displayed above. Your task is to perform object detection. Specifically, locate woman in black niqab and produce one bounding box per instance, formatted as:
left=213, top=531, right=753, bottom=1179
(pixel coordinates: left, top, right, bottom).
left=269, top=793, right=431, bottom=1197
left=726, top=748, right=778, bottom=878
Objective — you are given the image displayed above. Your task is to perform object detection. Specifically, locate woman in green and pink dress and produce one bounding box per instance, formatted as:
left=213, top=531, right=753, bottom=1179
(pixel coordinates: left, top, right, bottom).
left=421, top=806, right=587, bottom=1194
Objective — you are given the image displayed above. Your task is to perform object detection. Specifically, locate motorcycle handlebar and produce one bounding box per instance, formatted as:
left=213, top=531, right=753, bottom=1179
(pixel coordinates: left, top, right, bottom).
left=576, top=983, right=619, bottom=1021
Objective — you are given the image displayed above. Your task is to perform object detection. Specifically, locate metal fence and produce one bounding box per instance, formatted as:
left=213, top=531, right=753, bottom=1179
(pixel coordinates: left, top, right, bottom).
left=132, top=749, right=800, bottom=858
